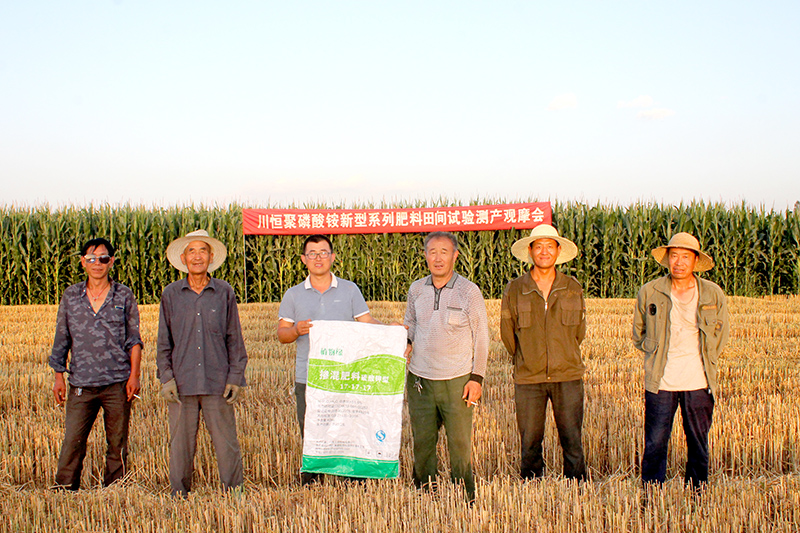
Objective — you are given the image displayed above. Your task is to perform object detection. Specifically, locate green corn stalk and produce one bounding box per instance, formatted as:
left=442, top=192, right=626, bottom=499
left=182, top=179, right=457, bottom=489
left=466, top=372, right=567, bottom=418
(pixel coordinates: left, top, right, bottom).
left=2, top=201, right=800, bottom=304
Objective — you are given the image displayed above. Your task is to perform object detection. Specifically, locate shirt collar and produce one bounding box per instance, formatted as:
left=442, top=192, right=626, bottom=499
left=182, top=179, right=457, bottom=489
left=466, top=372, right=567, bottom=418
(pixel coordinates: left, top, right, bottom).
left=654, top=273, right=700, bottom=296
left=304, top=273, right=339, bottom=290
left=178, top=276, right=217, bottom=292
left=521, top=269, right=568, bottom=295
left=81, top=279, right=116, bottom=295
left=424, top=272, right=459, bottom=289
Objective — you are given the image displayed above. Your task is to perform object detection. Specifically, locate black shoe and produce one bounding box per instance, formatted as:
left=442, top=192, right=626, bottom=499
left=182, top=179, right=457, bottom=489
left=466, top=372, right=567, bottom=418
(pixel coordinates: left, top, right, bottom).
left=301, top=472, right=322, bottom=486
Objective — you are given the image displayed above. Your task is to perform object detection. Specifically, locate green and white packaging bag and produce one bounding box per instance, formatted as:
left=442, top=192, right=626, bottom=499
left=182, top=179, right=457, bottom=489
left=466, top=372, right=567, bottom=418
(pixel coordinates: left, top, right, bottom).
left=301, top=320, right=407, bottom=478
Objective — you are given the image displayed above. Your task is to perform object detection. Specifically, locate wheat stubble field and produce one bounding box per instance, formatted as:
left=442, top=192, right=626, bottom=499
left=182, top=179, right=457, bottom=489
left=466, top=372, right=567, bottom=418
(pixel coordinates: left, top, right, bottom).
left=1, top=297, right=799, bottom=532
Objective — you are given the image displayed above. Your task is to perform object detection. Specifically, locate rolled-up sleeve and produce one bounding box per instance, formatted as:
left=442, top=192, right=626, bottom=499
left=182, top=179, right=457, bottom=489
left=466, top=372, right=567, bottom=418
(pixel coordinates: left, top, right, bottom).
left=123, top=292, right=143, bottom=353
left=49, top=296, right=72, bottom=373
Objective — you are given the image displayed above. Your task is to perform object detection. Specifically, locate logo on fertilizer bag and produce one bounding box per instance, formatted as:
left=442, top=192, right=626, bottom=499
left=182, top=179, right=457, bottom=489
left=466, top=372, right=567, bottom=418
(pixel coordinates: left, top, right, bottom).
left=375, top=430, right=386, bottom=442
left=320, top=347, right=344, bottom=357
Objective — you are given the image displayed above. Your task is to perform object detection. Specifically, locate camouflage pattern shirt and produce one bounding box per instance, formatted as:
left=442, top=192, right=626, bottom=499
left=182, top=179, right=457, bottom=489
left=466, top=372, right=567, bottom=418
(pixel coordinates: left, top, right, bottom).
left=49, top=280, right=143, bottom=387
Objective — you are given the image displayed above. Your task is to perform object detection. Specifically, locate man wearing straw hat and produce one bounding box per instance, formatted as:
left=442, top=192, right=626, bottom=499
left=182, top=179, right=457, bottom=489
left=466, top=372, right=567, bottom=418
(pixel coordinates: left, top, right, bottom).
left=633, top=232, right=728, bottom=488
left=500, top=224, right=587, bottom=481
left=157, top=229, right=247, bottom=497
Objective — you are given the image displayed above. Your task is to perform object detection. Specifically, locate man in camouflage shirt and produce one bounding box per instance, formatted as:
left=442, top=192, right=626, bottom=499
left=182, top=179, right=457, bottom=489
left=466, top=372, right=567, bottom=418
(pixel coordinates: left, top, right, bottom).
left=50, top=237, right=143, bottom=490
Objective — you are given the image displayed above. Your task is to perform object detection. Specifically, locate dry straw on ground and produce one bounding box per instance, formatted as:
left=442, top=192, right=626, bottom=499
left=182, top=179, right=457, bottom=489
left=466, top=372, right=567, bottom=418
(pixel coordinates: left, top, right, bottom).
left=1, top=297, right=799, bottom=532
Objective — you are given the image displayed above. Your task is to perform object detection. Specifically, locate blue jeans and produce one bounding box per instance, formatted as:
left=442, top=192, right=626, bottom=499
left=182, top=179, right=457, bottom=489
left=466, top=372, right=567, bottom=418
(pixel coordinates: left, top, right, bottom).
left=642, top=389, right=714, bottom=488
left=514, top=380, right=586, bottom=480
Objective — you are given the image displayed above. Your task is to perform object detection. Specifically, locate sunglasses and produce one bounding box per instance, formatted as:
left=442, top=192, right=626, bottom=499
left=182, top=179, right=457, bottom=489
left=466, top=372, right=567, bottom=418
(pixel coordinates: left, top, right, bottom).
left=84, top=255, right=112, bottom=264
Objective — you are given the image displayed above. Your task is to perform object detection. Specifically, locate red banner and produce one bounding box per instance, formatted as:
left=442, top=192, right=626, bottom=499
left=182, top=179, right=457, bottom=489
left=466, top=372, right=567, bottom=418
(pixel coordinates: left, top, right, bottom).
left=243, top=202, right=551, bottom=235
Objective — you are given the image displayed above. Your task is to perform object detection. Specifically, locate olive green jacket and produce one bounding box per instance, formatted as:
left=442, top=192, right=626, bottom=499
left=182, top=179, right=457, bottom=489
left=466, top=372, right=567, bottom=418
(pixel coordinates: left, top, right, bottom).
left=500, top=270, right=586, bottom=384
left=632, top=274, right=729, bottom=397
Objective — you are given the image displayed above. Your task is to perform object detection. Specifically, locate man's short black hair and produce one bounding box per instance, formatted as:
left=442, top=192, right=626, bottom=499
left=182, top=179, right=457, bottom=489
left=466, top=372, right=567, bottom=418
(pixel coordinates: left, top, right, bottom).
left=81, top=238, right=115, bottom=257
left=424, top=231, right=458, bottom=252
left=303, top=234, right=333, bottom=254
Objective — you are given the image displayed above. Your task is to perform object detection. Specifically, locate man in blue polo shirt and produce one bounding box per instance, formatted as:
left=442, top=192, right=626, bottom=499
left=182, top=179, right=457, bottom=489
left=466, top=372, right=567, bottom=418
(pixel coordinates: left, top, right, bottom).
left=278, top=235, right=383, bottom=443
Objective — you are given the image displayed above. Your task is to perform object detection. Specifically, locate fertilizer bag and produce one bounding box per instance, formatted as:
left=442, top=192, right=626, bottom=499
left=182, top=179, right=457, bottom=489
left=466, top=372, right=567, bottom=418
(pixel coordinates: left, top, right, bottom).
left=301, top=320, right=407, bottom=478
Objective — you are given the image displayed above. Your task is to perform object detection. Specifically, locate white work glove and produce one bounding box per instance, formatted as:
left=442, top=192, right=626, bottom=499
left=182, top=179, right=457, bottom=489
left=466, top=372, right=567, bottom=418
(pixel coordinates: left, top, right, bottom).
left=160, top=379, right=181, bottom=403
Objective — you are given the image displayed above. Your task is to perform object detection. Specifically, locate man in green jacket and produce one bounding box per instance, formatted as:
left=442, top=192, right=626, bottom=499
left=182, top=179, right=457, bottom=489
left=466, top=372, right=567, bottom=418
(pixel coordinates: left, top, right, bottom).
left=500, top=224, right=587, bottom=480
left=633, top=232, right=729, bottom=488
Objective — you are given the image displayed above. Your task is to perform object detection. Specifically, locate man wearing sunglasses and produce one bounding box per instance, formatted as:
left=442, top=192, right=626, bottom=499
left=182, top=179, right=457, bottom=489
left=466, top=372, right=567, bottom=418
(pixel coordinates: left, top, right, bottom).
left=277, top=234, right=386, bottom=483
left=49, top=237, right=143, bottom=490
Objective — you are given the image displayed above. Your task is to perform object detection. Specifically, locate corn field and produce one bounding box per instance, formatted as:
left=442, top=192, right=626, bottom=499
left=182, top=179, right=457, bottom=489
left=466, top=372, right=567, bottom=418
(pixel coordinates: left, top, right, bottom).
left=1, top=201, right=799, bottom=305
left=1, top=297, right=799, bottom=531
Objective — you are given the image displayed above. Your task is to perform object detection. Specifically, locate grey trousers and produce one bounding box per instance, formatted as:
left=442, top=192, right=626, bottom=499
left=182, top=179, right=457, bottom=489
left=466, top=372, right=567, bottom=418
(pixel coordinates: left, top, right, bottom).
left=168, top=395, right=243, bottom=496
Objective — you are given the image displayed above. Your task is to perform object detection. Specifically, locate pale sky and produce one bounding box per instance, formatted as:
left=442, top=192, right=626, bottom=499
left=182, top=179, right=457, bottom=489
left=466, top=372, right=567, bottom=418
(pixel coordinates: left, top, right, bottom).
left=2, top=1, right=799, bottom=209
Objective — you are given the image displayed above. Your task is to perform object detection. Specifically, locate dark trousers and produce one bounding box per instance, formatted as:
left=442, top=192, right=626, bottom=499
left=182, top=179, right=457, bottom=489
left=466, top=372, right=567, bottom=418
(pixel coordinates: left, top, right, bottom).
left=407, top=373, right=475, bottom=500
left=168, top=395, right=243, bottom=496
left=55, top=380, right=131, bottom=490
left=514, top=380, right=586, bottom=480
left=642, top=389, right=714, bottom=488
left=295, top=382, right=308, bottom=438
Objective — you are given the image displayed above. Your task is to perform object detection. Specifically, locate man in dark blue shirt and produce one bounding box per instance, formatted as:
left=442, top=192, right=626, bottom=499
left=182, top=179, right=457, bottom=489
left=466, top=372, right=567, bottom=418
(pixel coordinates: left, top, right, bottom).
left=157, top=229, right=247, bottom=497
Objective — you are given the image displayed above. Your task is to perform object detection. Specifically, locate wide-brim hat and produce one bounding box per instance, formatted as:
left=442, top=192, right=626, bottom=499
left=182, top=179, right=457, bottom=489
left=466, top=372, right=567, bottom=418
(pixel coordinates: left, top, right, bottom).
left=511, top=224, right=578, bottom=265
left=651, top=232, right=714, bottom=272
left=166, top=229, right=227, bottom=273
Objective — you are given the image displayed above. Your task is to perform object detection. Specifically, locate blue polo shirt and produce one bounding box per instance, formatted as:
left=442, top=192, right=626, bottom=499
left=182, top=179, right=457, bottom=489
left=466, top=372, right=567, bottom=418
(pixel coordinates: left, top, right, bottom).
left=278, top=274, right=370, bottom=383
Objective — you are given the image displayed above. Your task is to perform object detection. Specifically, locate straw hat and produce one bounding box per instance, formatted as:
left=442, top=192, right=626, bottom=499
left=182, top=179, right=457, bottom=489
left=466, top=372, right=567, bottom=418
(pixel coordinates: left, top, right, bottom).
left=166, top=229, right=227, bottom=273
left=651, top=232, right=714, bottom=272
left=511, top=224, right=578, bottom=265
